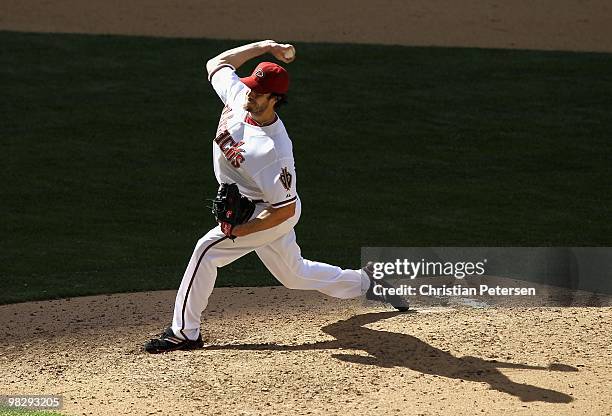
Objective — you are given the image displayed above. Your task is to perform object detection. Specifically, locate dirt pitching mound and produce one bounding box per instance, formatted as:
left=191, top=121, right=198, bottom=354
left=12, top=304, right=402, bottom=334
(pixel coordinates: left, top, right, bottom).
left=2, top=0, right=612, bottom=52
left=1, top=288, right=611, bottom=415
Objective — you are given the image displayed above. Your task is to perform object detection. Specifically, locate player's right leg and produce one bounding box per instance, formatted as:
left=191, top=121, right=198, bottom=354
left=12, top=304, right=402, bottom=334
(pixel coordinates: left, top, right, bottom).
left=256, top=232, right=410, bottom=311
left=255, top=229, right=370, bottom=299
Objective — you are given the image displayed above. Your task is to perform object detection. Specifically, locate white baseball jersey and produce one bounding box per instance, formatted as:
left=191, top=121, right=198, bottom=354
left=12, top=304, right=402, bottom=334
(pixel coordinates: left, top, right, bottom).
left=168, top=62, right=367, bottom=342
left=208, top=64, right=298, bottom=208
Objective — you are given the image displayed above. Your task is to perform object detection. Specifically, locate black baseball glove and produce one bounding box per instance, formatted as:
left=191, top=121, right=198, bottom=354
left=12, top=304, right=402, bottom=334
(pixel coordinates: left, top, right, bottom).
left=211, top=183, right=255, bottom=239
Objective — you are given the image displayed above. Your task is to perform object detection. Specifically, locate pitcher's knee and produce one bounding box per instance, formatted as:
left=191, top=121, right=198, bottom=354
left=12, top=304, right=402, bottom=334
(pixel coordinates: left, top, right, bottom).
left=286, top=257, right=309, bottom=276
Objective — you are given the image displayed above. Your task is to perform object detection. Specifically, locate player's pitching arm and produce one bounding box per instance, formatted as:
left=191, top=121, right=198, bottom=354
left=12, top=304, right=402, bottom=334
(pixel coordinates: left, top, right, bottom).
left=205, top=39, right=298, bottom=238
left=205, top=40, right=295, bottom=75
left=232, top=203, right=296, bottom=237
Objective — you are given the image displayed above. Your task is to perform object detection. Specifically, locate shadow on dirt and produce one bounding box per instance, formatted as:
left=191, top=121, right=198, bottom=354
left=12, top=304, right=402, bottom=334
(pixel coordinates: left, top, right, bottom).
left=205, top=311, right=577, bottom=403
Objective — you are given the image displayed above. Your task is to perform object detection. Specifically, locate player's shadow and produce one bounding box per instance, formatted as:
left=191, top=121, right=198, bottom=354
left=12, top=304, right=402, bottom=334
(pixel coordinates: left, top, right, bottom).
left=204, top=311, right=577, bottom=403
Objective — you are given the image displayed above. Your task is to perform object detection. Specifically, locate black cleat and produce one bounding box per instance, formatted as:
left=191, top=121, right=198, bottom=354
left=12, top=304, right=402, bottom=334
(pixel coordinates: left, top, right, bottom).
left=144, top=327, right=204, bottom=354
left=363, top=262, right=410, bottom=312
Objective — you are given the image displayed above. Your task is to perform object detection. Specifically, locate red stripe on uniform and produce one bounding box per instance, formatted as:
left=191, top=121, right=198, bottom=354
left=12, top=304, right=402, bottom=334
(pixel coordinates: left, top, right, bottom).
left=180, top=236, right=228, bottom=340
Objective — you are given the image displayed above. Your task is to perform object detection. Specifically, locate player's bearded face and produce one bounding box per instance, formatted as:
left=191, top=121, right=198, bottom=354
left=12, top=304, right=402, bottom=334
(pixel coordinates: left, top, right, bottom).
left=244, top=90, right=274, bottom=114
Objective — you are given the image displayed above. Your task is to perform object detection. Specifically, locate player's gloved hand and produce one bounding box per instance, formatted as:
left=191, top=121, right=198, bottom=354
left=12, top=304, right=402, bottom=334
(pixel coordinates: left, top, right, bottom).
left=211, top=183, right=255, bottom=241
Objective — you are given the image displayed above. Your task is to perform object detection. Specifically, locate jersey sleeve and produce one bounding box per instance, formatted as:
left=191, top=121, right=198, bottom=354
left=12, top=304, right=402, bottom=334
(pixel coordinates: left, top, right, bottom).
left=253, top=158, right=298, bottom=208
left=208, top=64, right=246, bottom=109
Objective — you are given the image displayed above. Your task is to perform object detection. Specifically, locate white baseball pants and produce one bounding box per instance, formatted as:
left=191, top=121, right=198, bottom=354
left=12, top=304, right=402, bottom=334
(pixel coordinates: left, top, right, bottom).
left=171, top=199, right=368, bottom=340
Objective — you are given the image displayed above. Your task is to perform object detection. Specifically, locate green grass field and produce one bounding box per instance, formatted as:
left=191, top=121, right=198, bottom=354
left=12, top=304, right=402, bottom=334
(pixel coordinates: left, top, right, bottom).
left=2, top=31, right=611, bottom=304
left=0, top=406, right=64, bottom=416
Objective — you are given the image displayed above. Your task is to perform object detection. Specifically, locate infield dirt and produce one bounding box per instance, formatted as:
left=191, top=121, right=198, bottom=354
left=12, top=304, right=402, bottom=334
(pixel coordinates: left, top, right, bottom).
left=1, top=288, right=611, bottom=415
left=1, top=1, right=612, bottom=415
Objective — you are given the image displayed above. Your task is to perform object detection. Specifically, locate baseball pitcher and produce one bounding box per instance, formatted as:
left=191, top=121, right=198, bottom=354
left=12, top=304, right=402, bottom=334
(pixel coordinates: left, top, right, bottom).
left=145, top=40, right=408, bottom=353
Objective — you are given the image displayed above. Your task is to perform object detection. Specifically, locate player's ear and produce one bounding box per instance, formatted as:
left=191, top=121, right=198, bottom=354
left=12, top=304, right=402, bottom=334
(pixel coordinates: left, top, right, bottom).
left=268, top=94, right=279, bottom=108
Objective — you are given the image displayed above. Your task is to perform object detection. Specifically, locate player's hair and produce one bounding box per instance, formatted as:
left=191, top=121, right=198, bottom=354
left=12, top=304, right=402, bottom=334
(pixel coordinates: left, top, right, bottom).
left=271, top=93, right=288, bottom=110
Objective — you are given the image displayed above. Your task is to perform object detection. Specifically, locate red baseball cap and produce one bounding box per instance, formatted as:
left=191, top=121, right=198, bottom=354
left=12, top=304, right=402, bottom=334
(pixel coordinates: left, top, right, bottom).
left=240, top=62, right=289, bottom=95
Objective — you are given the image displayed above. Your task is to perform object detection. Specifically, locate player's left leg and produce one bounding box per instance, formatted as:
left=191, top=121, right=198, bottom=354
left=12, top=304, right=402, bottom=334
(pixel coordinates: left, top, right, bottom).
left=146, top=203, right=297, bottom=353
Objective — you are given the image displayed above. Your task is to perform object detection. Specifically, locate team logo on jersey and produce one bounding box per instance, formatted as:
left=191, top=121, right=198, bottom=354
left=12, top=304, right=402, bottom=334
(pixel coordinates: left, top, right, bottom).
left=214, top=130, right=246, bottom=168
left=279, top=167, right=292, bottom=191
left=255, top=68, right=265, bottom=78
